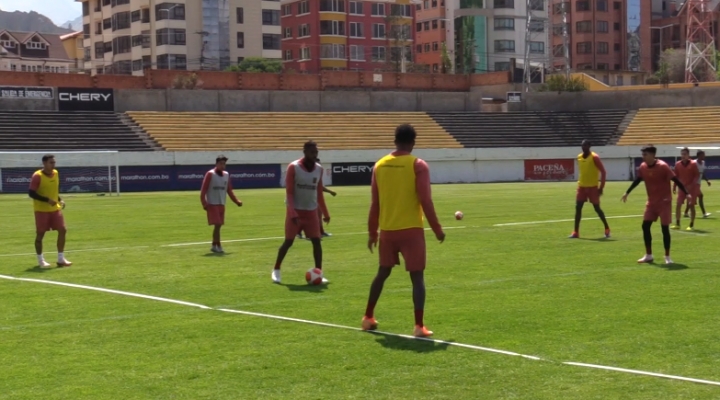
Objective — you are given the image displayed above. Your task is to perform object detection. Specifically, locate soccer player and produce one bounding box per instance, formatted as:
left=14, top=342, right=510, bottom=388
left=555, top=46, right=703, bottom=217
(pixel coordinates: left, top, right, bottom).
left=672, top=147, right=700, bottom=231
left=570, top=140, right=610, bottom=238
left=621, top=145, right=690, bottom=264
left=200, top=155, right=243, bottom=253
left=272, top=141, right=330, bottom=284
left=297, top=158, right=336, bottom=240
left=28, top=154, right=71, bottom=268
left=684, top=150, right=711, bottom=218
left=362, top=124, right=445, bottom=338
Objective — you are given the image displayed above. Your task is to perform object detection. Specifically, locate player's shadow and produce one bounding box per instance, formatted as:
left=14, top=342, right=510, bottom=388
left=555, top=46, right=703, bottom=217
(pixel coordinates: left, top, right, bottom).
left=653, top=262, right=689, bottom=271
left=280, top=283, right=329, bottom=293
left=578, top=238, right=616, bottom=242
left=25, top=266, right=51, bottom=273
left=370, top=332, right=451, bottom=353
left=202, top=252, right=233, bottom=257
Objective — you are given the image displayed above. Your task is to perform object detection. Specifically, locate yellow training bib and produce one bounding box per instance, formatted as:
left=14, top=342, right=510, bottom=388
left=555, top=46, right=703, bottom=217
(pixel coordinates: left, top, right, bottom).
left=32, top=169, right=61, bottom=212
left=375, top=154, right=424, bottom=231
left=577, top=152, right=600, bottom=188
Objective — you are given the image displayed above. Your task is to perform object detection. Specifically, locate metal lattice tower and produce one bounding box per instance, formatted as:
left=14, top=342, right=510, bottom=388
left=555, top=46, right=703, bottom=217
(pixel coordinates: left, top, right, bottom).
left=684, top=0, right=717, bottom=82
left=523, top=0, right=552, bottom=92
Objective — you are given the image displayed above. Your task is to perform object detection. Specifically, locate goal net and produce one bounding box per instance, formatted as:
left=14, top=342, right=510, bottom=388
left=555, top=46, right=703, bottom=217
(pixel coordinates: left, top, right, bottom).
left=0, top=151, right=120, bottom=196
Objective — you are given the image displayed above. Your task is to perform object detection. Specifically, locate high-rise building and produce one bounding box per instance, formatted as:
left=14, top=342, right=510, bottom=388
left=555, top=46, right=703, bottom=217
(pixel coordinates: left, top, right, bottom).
left=415, top=0, right=448, bottom=73
left=76, top=0, right=281, bottom=75
left=280, top=0, right=416, bottom=72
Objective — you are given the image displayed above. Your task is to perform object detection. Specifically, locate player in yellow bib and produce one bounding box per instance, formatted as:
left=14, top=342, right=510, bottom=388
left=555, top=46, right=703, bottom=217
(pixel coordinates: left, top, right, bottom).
left=570, top=140, right=610, bottom=239
left=28, top=154, right=72, bottom=268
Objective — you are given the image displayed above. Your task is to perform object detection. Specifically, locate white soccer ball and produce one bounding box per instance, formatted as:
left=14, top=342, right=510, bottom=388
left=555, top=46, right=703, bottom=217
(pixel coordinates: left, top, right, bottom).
left=305, top=268, right=324, bottom=285
left=455, top=211, right=464, bottom=220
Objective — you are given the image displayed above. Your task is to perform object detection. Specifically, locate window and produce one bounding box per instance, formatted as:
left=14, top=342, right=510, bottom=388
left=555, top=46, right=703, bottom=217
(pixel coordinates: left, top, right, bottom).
left=321, top=43, right=345, bottom=58
left=350, top=1, right=364, bottom=14
left=83, top=23, right=90, bottom=36
left=614, top=63, right=620, bottom=70
left=156, top=28, right=186, bottom=45
left=103, top=0, right=111, bottom=6
left=597, top=63, right=608, bottom=70
left=432, top=20, right=438, bottom=29
left=614, top=1, right=621, bottom=9
left=284, top=50, right=293, bottom=60
left=298, top=1, right=310, bottom=14
left=390, top=46, right=412, bottom=62
left=613, top=22, right=620, bottom=31
left=597, top=0, right=607, bottom=11
left=350, top=22, right=364, bottom=37
left=597, top=42, right=608, bottom=54
left=529, top=41, right=544, bottom=54
left=553, top=2, right=569, bottom=13
left=112, top=11, right=131, bottom=30
left=132, top=34, right=143, bottom=47
left=104, top=41, right=113, bottom=53
left=433, top=42, right=439, bottom=51
left=371, top=46, right=386, bottom=61
left=142, top=30, right=151, bottom=48
left=263, top=34, right=281, bottom=50
left=576, top=21, right=591, bottom=32
left=530, top=0, right=544, bottom=10
left=529, top=20, right=544, bottom=32
left=553, top=44, right=565, bottom=56
left=433, top=63, right=439, bottom=72
left=494, top=0, right=514, bottom=7
left=390, top=4, right=412, bottom=16
left=26, top=40, right=46, bottom=50
left=424, top=43, right=430, bottom=52
left=320, top=0, right=345, bottom=12
left=94, top=41, right=104, bottom=58
left=131, top=10, right=140, bottom=22
left=320, top=20, right=346, bottom=35
left=495, top=61, right=510, bottom=71
left=576, top=0, right=590, bottom=10
left=103, top=18, right=112, bottom=30
left=283, top=27, right=292, bottom=38
left=424, top=0, right=429, bottom=8
left=614, top=42, right=620, bottom=51
left=616, top=75, right=624, bottom=85
left=96, top=22, right=103, bottom=34
left=141, top=8, right=150, bottom=23
left=237, top=32, right=244, bottom=48
left=112, top=0, right=130, bottom=7
left=300, top=47, right=310, bottom=60
left=416, top=22, right=422, bottom=32
left=282, top=4, right=292, bottom=16
left=262, top=10, right=280, bottom=25
left=441, top=20, right=445, bottom=28
left=155, top=3, right=185, bottom=20
left=157, top=54, right=186, bottom=70
left=416, top=44, right=422, bottom=53
left=494, top=40, right=515, bottom=52
left=577, top=41, right=592, bottom=54
left=350, top=45, right=365, bottom=60
left=83, top=1, right=90, bottom=16
left=597, top=20, right=608, bottom=32
left=424, top=21, right=430, bottom=30
left=298, top=24, right=310, bottom=37
left=631, top=76, right=638, bottom=85
left=371, top=3, right=386, bottom=16
left=237, top=7, right=244, bottom=23
left=132, top=59, right=142, bottom=71
left=112, top=35, right=131, bottom=54
left=372, top=23, right=386, bottom=38
left=390, top=24, right=411, bottom=38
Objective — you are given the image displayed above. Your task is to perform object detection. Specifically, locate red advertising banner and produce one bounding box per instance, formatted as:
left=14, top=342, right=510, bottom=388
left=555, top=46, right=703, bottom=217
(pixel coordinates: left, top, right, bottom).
left=524, top=159, right=575, bottom=181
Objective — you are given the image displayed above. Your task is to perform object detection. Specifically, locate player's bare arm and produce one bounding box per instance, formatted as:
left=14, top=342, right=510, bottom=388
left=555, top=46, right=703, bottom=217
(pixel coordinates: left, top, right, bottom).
left=367, top=169, right=380, bottom=252
left=317, top=179, right=330, bottom=224
left=415, top=159, right=445, bottom=243
left=671, top=177, right=690, bottom=197
left=226, top=177, right=242, bottom=206
left=593, top=155, right=607, bottom=195
left=285, top=164, right=299, bottom=225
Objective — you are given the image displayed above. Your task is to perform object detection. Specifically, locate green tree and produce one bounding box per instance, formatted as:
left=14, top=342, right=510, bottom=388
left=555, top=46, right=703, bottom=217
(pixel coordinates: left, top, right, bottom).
left=538, top=75, right=588, bottom=92
left=440, top=42, right=452, bottom=73
left=225, top=57, right=282, bottom=73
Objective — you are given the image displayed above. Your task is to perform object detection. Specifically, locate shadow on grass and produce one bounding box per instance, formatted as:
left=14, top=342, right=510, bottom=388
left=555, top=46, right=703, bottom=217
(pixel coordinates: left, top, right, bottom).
left=653, top=262, right=689, bottom=271
left=202, top=252, right=233, bottom=257
left=370, top=331, right=451, bottom=353
left=280, top=283, right=329, bottom=293
left=25, top=265, right=71, bottom=273
left=578, top=238, right=616, bottom=242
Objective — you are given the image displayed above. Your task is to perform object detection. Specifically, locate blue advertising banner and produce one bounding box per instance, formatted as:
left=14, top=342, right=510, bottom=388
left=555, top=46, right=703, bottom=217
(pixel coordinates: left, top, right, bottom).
left=633, top=156, right=720, bottom=179
left=0, top=164, right=282, bottom=194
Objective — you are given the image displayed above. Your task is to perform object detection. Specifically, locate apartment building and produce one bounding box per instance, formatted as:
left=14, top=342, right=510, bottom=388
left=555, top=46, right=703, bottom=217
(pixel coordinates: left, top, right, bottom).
left=551, top=0, right=652, bottom=77
left=0, top=31, right=74, bottom=73
left=280, top=0, right=416, bottom=72
left=416, top=0, right=448, bottom=72
left=76, top=0, right=281, bottom=75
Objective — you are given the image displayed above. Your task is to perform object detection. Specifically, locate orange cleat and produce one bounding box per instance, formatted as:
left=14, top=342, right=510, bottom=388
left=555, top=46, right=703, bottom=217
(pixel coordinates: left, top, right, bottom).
left=568, top=232, right=579, bottom=239
left=413, top=325, right=433, bottom=338
left=361, top=316, right=378, bottom=331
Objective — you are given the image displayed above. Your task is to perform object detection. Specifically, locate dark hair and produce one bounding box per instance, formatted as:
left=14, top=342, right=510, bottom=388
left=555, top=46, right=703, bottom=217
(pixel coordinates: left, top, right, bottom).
left=641, top=145, right=657, bottom=155
left=304, top=140, right=317, bottom=149
left=697, top=150, right=705, bottom=156
left=681, top=147, right=690, bottom=154
left=42, top=154, right=55, bottom=162
left=582, top=139, right=591, bottom=147
left=394, top=124, right=416, bottom=145
left=216, top=155, right=228, bottom=163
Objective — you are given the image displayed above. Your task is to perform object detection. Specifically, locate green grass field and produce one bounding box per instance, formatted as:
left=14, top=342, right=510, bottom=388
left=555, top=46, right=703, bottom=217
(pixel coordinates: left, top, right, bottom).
left=1, top=182, right=719, bottom=399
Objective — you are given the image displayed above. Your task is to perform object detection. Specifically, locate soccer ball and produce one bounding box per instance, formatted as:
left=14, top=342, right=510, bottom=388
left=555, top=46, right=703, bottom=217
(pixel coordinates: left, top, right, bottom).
left=455, top=211, right=464, bottom=220
left=305, top=268, right=324, bottom=285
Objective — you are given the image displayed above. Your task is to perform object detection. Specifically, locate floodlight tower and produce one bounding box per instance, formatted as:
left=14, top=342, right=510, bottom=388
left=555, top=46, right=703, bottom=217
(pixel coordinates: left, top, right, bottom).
left=684, top=0, right=717, bottom=82
left=523, top=0, right=551, bottom=92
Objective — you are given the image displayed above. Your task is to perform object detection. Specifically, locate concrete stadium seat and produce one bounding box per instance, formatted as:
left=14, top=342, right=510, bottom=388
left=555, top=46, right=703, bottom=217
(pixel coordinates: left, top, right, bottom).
left=0, top=111, right=158, bottom=151
left=428, top=110, right=629, bottom=147
left=618, top=107, right=720, bottom=145
left=126, top=112, right=462, bottom=151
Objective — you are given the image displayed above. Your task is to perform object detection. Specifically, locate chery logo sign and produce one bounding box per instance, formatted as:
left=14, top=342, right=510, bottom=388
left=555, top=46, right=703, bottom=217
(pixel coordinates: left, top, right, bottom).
left=59, top=92, right=112, bottom=102
left=333, top=165, right=373, bottom=174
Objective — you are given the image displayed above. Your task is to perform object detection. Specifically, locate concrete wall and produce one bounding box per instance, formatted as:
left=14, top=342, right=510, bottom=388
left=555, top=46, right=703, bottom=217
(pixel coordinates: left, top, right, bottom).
left=0, top=98, right=56, bottom=111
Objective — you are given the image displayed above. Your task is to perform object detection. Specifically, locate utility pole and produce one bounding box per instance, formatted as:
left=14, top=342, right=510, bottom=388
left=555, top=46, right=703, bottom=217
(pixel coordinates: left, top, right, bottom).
left=196, top=31, right=209, bottom=70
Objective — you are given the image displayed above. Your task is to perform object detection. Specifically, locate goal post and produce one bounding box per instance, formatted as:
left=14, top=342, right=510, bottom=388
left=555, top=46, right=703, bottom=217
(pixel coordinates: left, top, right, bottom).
left=0, top=151, right=120, bottom=196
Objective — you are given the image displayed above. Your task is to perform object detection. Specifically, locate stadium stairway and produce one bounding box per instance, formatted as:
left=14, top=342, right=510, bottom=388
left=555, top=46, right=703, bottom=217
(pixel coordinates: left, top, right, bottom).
left=617, top=107, right=720, bottom=145
left=427, top=110, right=629, bottom=147
left=0, top=111, right=159, bottom=151
left=126, top=112, right=462, bottom=150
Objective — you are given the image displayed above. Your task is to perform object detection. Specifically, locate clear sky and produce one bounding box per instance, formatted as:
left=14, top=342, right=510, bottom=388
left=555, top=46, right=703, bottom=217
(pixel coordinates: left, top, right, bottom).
left=1, top=0, right=81, bottom=25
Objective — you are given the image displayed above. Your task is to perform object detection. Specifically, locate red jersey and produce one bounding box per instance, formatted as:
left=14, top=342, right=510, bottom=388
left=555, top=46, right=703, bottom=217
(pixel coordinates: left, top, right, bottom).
left=674, top=159, right=700, bottom=190
left=637, top=160, right=675, bottom=204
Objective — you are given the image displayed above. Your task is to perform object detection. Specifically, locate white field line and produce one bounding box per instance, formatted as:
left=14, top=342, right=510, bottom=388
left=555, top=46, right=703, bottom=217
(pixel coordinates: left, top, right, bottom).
left=1, top=274, right=719, bottom=387
left=494, top=215, right=644, bottom=227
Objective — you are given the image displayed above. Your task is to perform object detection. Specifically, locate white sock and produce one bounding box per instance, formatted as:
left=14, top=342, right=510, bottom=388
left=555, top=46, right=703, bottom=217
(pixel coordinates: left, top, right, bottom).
left=58, top=252, right=64, bottom=261
left=37, top=254, right=44, bottom=263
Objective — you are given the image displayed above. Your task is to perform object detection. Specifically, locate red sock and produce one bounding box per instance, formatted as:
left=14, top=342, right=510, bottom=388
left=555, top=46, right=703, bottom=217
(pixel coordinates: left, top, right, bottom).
left=365, top=302, right=376, bottom=319
left=414, top=309, right=424, bottom=327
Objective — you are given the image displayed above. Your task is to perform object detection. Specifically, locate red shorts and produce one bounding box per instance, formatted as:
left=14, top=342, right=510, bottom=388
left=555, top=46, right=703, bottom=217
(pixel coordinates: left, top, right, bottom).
left=35, top=211, right=65, bottom=233
left=576, top=186, right=600, bottom=204
left=379, top=228, right=426, bottom=272
left=677, top=187, right=698, bottom=207
left=644, top=201, right=672, bottom=225
left=286, top=209, right=321, bottom=240
left=206, top=205, right=225, bottom=226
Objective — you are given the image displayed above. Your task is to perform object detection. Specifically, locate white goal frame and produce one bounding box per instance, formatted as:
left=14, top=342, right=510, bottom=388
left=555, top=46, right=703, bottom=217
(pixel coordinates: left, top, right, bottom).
left=0, top=151, right=121, bottom=196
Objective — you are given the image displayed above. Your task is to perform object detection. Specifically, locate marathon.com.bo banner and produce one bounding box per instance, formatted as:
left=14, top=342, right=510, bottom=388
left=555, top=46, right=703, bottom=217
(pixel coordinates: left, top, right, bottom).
left=331, top=162, right=375, bottom=186
left=633, top=156, right=720, bottom=180
left=58, top=87, right=114, bottom=112
left=0, top=164, right=282, bottom=193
